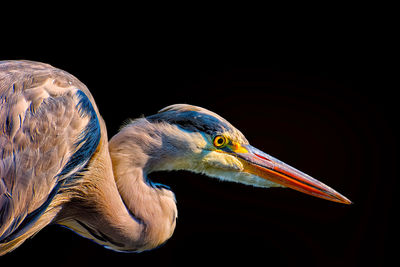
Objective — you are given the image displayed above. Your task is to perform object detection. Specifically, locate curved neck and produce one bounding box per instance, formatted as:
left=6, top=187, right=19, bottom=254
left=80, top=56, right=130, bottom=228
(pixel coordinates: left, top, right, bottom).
left=57, top=118, right=177, bottom=252
left=107, top=120, right=178, bottom=251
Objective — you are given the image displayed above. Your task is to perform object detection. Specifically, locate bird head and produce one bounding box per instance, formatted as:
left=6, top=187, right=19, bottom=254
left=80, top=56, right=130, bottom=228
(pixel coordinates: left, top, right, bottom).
left=146, top=104, right=351, bottom=204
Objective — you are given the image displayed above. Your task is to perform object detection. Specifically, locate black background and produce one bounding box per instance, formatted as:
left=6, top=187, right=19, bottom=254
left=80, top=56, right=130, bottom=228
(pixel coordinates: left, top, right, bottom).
left=0, top=11, right=396, bottom=267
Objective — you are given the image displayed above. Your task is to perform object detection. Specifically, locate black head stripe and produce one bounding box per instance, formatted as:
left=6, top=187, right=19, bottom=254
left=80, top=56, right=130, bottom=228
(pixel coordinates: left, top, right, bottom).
left=147, top=110, right=229, bottom=135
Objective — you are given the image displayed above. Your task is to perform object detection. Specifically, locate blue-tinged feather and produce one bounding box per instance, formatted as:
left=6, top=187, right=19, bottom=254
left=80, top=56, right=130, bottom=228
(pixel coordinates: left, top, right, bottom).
left=59, top=90, right=101, bottom=180
left=0, top=90, right=101, bottom=243
left=0, top=181, right=63, bottom=242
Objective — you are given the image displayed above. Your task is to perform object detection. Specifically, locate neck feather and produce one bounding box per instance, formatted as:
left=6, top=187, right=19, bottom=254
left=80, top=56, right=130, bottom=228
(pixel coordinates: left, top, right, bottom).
left=57, top=118, right=177, bottom=252
left=108, top=119, right=178, bottom=251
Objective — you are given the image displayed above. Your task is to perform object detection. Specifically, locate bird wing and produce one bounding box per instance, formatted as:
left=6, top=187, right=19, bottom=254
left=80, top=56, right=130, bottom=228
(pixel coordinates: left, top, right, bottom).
left=0, top=61, right=101, bottom=243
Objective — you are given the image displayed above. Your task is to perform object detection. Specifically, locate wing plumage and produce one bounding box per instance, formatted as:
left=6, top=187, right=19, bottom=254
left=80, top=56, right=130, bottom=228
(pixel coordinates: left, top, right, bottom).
left=0, top=61, right=100, bottom=253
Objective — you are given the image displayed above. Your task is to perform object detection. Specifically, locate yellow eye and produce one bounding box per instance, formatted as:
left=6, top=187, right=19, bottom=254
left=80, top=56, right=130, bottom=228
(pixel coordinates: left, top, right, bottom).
left=213, top=135, right=228, bottom=148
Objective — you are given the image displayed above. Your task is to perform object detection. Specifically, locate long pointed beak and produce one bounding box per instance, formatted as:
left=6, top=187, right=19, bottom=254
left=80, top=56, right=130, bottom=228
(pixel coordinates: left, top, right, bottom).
left=235, top=145, right=352, bottom=204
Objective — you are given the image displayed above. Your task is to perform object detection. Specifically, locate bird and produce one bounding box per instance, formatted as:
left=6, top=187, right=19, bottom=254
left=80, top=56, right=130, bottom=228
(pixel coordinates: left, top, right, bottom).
left=0, top=60, right=351, bottom=256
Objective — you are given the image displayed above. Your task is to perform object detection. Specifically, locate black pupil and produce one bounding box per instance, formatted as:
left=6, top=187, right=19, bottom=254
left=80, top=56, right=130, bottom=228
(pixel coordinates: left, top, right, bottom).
left=217, top=137, right=224, bottom=145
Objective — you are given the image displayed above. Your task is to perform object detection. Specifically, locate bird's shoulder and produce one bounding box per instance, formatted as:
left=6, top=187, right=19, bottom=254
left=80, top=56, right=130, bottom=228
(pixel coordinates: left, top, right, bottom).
left=0, top=60, right=101, bottom=243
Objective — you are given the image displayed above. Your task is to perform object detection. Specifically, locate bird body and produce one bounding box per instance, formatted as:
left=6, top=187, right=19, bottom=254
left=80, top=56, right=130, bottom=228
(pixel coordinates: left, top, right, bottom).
left=0, top=60, right=175, bottom=253
left=0, top=60, right=351, bottom=256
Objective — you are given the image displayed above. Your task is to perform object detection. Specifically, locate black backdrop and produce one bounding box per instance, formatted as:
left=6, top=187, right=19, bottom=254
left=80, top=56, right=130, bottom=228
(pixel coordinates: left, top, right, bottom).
left=0, top=18, right=396, bottom=267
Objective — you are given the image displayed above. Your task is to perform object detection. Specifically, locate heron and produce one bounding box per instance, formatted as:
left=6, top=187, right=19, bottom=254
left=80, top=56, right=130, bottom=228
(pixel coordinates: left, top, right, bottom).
left=0, top=60, right=351, bottom=256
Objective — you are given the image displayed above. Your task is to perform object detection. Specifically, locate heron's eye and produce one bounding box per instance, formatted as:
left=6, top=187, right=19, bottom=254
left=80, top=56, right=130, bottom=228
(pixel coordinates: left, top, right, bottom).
left=213, top=135, right=228, bottom=148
